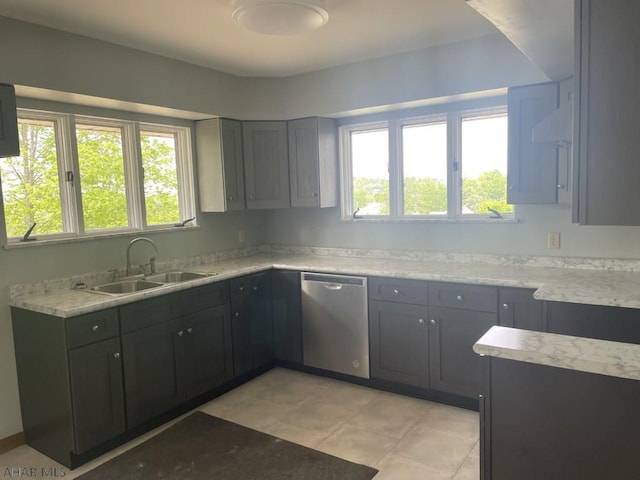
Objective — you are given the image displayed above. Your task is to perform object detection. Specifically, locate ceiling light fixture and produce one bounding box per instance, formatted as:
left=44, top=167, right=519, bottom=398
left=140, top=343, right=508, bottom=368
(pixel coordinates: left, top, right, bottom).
left=232, top=0, right=329, bottom=36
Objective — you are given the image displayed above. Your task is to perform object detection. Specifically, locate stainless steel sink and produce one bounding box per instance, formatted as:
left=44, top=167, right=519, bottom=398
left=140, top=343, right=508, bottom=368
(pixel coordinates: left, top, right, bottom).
left=144, top=271, right=214, bottom=283
left=90, top=279, right=164, bottom=295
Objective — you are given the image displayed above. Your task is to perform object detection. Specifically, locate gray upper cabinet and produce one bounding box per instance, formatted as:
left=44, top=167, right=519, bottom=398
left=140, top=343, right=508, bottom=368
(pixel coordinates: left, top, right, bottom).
left=288, top=117, right=338, bottom=208
left=242, top=121, right=289, bottom=209
left=0, top=83, right=19, bottom=158
left=574, top=0, right=640, bottom=225
left=195, top=118, right=245, bottom=212
left=507, top=82, right=558, bottom=205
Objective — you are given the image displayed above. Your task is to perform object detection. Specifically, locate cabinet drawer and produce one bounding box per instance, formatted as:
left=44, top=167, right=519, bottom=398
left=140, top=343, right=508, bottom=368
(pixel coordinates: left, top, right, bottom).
left=120, top=294, right=182, bottom=334
left=230, top=272, right=270, bottom=300
left=369, top=277, right=429, bottom=305
left=180, top=282, right=229, bottom=315
left=66, top=309, right=119, bottom=349
left=429, top=282, right=497, bottom=312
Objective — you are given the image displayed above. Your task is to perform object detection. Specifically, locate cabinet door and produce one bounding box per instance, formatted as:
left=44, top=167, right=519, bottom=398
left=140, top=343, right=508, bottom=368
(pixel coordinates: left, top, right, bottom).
left=242, top=121, right=289, bottom=209
left=546, top=301, right=640, bottom=344
left=498, top=288, right=543, bottom=331
left=574, top=0, right=640, bottom=225
left=68, top=337, right=125, bottom=453
left=0, top=84, right=19, bottom=157
left=288, top=117, right=338, bottom=208
left=195, top=118, right=245, bottom=212
left=249, top=272, right=274, bottom=368
left=369, top=300, right=429, bottom=388
left=184, top=304, right=233, bottom=399
left=272, top=270, right=302, bottom=364
left=429, top=307, right=497, bottom=398
left=507, top=82, right=558, bottom=205
left=122, top=318, right=185, bottom=428
left=231, top=300, right=253, bottom=377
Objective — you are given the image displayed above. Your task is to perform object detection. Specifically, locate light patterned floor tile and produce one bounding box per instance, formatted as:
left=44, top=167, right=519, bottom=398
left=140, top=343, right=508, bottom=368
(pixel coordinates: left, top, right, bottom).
left=316, top=424, right=398, bottom=467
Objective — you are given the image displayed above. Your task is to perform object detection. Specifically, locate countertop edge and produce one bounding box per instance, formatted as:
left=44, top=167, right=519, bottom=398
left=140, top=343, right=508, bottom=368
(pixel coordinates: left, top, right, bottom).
left=474, top=326, right=640, bottom=381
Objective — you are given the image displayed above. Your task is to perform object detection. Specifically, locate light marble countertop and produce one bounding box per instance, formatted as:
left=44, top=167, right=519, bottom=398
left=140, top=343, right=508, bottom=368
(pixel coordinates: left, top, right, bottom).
left=10, top=251, right=640, bottom=318
left=474, top=326, right=640, bottom=381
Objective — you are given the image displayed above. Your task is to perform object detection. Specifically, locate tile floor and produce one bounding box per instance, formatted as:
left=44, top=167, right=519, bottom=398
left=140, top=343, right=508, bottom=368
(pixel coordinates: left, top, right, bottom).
left=0, top=368, right=479, bottom=479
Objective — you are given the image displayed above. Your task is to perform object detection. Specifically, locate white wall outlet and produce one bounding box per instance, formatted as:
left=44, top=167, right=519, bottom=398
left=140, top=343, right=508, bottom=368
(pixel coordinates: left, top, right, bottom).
left=548, top=232, right=561, bottom=249
left=238, top=230, right=245, bottom=245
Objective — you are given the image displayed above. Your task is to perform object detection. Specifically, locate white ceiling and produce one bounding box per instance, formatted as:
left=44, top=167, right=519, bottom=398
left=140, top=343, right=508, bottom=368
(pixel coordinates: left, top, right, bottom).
left=0, top=0, right=500, bottom=77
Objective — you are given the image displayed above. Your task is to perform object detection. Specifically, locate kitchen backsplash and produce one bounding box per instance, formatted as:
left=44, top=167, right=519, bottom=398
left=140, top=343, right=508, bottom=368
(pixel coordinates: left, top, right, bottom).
left=10, top=244, right=640, bottom=300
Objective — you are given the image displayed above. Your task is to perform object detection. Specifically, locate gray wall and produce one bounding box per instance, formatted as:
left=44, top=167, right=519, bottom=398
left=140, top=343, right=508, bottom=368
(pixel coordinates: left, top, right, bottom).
left=0, top=14, right=615, bottom=441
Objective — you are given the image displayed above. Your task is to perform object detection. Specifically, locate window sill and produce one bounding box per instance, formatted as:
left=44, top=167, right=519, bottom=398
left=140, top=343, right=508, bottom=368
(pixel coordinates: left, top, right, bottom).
left=341, top=216, right=519, bottom=224
left=3, top=225, right=200, bottom=249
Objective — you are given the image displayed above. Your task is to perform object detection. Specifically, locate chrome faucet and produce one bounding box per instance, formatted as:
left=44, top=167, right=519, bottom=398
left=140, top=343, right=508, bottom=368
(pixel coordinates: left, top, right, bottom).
left=126, top=237, right=159, bottom=276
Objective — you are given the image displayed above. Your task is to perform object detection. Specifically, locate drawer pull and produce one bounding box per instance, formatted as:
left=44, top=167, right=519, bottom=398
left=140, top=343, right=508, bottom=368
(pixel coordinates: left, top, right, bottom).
left=418, top=318, right=425, bottom=324
left=393, top=289, right=399, bottom=295
left=113, top=352, right=120, bottom=359
left=92, top=325, right=99, bottom=332
left=239, top=285, right=245, bottom=292
left=186, top=328, right=193, bottom=334
left=430, top=319, right=437, bottom=325
left=177, top=330, right=184, bottom=337
left=234, top=312, right=240, bottom=318
left=456, top=295, right=463, bottom=301
left=252, top=286, right=259, bottom=292
left=502, top=303, right=510, bottom=310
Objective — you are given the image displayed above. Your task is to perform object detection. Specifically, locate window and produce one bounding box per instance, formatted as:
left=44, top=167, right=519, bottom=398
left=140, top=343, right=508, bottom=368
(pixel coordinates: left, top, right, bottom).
left=0, top=109, right=196, bottom=242
left=341, top=106, right=510, bottom=220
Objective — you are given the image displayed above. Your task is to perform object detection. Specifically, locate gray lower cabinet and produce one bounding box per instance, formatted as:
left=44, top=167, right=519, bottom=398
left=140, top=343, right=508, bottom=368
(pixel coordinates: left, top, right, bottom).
left=574, top=0, right=640, bottom=225
left=507, top=82, right=559, bottom=205
left=0, top=83, right=19, bottom=157
left=121, top=283, right=232, bottom=429
left=242, top=121, right=289, bottom=209
left=122, top=318, right=185, bottom=428
left=498, top=287, right=543, bottom=331
left=68, top=337, right=125, bottom=454
left=11, top=307, right=124, bottom=468
left=369, top=300, right=429, bottom=388
left=428, top=282, right=498, bottom=398
left=230, top=272, right=275, bottom=377
left=428, top=306, right=497, bottom=398
left=272, top=269, right=303, bottom=364
left=195, top=118, right=245, bottom=212
left=184, top=305, right=234, bottom=399
left=288, top=117, right=338, bottom=208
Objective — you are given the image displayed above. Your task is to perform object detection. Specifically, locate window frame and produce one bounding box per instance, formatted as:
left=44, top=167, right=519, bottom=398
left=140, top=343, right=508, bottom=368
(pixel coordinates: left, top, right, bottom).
left=1, top=108, right=197, bottom=244
left=340, top=104, right=512, bottom=222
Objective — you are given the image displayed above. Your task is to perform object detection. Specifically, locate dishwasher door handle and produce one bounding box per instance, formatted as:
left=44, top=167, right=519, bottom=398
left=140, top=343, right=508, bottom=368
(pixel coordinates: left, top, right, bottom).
left=323, top=283, right=343, bottom=290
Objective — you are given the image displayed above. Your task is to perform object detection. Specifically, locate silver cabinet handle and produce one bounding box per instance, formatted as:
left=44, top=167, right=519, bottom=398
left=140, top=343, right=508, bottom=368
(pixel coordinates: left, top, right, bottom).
left=113, top=352, right=120, bottom=359
left=234, top=312, right=240, bottom=318
left=249, top=194, right=254, bottom=200
left=418, top=318, right=425, bottom=324
left=393, top=289, right=399, bottom=295
left=239, top=285, right=245, bottom=292
left=186, top=328, right=193, bottom=334
left=177, top=330, right=184, bottom=337
left=228, top=195, right=233, bottom=201
left=456, top=295, right=463, bottom=301
left=502, top=303, right=510, bottom=310
left=312, top=192, right=318, bottom=198
left=252, top=285, right=258, bottom=292
left=430, top=319, right=437, bottom=325
left=92, top=325, right=99, bottom=331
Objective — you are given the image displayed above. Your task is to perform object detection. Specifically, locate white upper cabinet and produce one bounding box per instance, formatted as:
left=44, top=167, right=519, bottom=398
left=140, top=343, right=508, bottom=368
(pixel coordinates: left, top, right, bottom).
left=288, top=117, right=338, bottom=208
left=195, top=118, right=245, bottom=212
left=574, top=0, right=640, bottom=225
left=0, top=84, right=19, bottom=158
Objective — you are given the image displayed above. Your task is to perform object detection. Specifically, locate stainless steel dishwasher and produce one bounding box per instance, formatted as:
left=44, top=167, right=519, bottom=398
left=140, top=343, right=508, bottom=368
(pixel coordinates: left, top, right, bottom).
left=301, top=272, right=369, bottom=379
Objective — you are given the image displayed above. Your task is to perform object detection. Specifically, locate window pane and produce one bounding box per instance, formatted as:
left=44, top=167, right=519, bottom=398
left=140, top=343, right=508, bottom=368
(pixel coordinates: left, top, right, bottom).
left=141, top=130, right=180, bottom=225
left=461, top=114, right=511, bottom=215
left=351, top=129, right=389, bottom=215
left=402, top=122, right=447, bottom=215
left=0, top=118, right=64, bottom=237
left=76, top=123, right=128, bottom=230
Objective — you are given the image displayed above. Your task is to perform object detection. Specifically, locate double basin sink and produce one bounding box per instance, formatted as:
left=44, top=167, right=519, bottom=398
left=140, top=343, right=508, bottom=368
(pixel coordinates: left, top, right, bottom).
left=88, top=271, right=215, bottom=296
